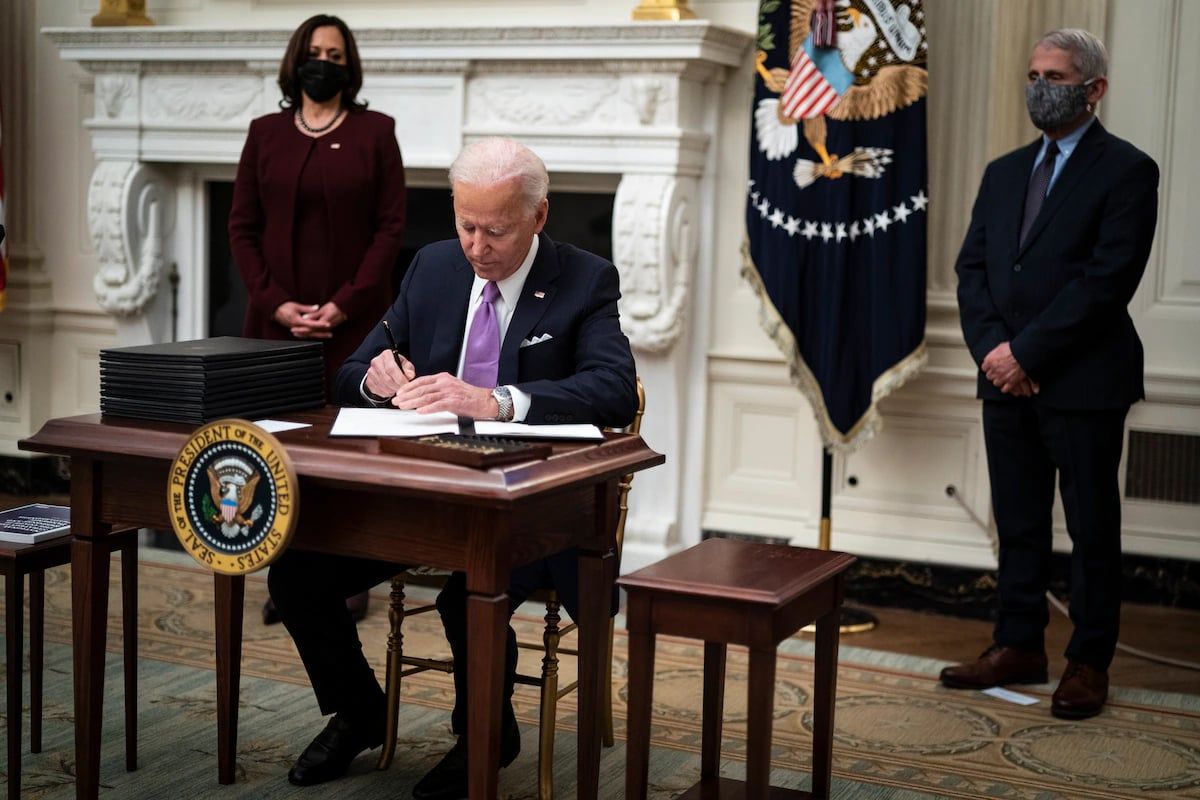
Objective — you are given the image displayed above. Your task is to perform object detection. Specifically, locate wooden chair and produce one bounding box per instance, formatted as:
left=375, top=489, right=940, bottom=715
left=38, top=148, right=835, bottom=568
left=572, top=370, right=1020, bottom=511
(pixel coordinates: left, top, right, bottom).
left=377, top=378, right=646, bottom=799
left=1, top=526, right=139, bottom=799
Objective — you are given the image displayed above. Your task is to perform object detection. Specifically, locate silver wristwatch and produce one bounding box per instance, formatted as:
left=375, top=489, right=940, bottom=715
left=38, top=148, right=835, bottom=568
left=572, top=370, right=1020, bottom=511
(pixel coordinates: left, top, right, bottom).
left=491, top=385, right=514, bottom=422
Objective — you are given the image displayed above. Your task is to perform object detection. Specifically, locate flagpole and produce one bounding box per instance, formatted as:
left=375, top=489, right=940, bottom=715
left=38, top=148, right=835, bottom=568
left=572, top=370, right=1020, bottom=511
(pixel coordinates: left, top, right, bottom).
left=816, top=448, right=878, bottom=634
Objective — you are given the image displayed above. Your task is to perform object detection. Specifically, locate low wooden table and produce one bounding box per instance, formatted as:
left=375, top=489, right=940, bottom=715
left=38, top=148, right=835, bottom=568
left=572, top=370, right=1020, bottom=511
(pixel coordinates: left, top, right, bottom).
left=1, top=527, right=139, bottom=799
left=619, top=538, right=856, bottom=800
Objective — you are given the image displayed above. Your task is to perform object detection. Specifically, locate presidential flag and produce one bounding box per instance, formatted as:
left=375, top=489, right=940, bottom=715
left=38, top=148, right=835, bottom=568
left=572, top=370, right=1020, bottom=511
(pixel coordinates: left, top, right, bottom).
left=744, top=0, right=928, bottom=450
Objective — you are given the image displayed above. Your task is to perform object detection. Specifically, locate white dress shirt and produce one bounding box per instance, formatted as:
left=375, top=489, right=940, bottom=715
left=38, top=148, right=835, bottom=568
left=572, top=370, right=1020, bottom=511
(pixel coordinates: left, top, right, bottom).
left=454, top=235, right=538, bottom=421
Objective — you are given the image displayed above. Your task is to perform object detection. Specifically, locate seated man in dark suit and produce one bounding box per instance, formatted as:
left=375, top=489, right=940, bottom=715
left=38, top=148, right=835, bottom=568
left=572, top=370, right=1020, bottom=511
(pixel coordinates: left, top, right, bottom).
left=267, top=137, right=638, bottom=796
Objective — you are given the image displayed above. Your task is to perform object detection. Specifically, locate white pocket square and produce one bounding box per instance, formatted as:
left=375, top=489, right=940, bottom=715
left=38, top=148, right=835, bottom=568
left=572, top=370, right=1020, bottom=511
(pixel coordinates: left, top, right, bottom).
left=520, top=333, right=554, bottom=348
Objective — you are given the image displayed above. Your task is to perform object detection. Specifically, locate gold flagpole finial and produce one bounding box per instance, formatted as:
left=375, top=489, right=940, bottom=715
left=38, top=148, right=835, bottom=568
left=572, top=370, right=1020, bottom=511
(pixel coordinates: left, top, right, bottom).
left=92, top=0, right=154, bottom=27
left=631, top=0, right=697, bottom=21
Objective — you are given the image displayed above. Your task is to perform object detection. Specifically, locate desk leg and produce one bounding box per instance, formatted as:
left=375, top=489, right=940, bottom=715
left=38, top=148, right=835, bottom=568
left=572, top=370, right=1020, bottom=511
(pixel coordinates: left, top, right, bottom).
left=122, top=544, right=138, bottom=771
left=576, top=546, right=612, bottom=800
left=214, top=574, right=245, bottom=785
left=466, top=590, right=506, bottom=800
left=745, top=646, right=777, bottom=800
left=72, top=537, right=112, bottom=800
left=6, top=568, right=24, bottom=800
left=622, top=593, right=654, bottom=800
left=811, top=607, right=840, bottom=800
left=31, top=569, right=45, bottom=754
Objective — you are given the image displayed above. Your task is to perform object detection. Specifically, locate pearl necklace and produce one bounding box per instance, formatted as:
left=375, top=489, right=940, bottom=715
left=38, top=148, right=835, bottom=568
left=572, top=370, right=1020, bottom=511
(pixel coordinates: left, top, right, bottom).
left=296, top=107, right=344, bottom=134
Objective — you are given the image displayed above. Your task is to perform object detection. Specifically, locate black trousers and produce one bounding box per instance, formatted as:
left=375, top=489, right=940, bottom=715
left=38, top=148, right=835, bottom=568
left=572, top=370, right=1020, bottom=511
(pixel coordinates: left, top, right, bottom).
left=268, top=550, right=552, bottom=733
left=982, top=400, right=1129, bottom=669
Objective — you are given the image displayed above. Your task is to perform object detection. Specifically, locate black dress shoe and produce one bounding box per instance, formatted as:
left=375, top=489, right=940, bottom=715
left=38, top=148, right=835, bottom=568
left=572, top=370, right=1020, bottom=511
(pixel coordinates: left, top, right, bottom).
left=288, top=713, right=384, bottom=786
left=412, top=723, right=520, bottom=800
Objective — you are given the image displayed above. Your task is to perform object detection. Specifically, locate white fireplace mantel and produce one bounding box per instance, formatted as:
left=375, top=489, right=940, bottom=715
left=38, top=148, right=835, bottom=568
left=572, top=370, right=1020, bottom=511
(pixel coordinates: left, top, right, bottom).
left=46, top=23, right=751, bottom=351
left=46, top=22, right=754, bottom=571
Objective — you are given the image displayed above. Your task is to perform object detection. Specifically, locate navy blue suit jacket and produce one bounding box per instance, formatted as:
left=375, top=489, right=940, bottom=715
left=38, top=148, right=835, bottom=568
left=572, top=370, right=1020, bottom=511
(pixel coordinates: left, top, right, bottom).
left=955, top=120, right=1159, bottom=409
left=334, top=232, right=638, bottom=617
left=335, top=232, right=637, bottom=426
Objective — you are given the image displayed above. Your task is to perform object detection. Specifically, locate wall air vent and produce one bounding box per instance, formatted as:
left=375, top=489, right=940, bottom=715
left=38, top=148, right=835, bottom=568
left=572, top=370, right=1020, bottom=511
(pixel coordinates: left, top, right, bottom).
left=1125, top=431, right=1200, bottom=505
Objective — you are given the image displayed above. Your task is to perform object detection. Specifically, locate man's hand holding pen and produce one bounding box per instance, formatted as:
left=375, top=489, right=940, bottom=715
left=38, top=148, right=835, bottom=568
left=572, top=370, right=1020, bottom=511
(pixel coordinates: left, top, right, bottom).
left=364, top=347, right=416, bottom=399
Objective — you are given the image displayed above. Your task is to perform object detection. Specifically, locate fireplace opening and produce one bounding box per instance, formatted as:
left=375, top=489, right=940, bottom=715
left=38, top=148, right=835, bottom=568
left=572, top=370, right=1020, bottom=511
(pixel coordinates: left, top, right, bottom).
left=207, top=183, right=614, bottom=338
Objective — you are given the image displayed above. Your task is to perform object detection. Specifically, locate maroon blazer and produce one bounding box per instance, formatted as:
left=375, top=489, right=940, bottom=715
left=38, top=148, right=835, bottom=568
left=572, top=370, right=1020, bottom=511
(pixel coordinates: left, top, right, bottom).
left=228, top=109, right=406, bottom=389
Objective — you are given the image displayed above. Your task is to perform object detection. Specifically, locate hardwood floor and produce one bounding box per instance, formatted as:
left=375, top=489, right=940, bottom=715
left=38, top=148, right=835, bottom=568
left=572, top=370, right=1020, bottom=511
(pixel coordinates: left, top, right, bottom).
left=841, top=601, right=1200, bottom=695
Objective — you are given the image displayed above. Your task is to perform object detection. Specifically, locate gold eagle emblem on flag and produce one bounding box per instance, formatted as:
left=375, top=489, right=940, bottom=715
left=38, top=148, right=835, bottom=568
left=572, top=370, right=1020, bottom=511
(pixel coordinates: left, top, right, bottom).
left=754, top=0, right=928, bottom=188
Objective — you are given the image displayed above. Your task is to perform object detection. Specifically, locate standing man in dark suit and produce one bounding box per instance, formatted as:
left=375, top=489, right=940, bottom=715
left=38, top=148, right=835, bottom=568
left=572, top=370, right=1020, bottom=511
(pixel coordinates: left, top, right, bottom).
left=945, top=29, right=1158, bottom=720
left=267, top=137, right=638, bottom=795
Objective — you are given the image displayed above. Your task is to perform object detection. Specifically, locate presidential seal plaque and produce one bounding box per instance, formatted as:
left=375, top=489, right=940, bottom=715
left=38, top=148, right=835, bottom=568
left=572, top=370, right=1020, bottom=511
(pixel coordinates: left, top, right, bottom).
left=167, top=419, right=298, bottom=575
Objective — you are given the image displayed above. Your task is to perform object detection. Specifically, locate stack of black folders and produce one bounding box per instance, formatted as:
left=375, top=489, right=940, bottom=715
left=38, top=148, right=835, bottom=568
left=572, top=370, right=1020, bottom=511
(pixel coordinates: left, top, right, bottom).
left=100, top=337, right=325, bottom=424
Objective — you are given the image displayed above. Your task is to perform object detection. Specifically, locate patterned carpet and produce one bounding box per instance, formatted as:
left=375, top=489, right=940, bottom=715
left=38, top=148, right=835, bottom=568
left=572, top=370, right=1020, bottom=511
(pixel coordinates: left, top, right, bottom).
left=1, top=555, right=1199, bottom=799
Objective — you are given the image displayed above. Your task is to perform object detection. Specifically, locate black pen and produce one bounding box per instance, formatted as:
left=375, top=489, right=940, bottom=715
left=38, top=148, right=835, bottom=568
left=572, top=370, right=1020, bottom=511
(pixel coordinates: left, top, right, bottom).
left=381, top=320, right=409, bottom=375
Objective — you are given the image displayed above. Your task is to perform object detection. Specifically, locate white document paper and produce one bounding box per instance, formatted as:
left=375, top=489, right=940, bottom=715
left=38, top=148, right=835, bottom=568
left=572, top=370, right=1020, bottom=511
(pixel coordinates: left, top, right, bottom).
left=329, top=407, right=460, bottom=438
left=474, top=421, right=604, bottom=441
left=981, top=687, right=1040, bottom=706
left=253, top=419, right=312, bottom=434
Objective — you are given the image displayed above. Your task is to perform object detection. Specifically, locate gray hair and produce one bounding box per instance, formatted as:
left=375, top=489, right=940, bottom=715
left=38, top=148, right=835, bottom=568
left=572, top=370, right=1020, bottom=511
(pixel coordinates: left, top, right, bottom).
left=448, top=138, right=550, bottom=215
left=1037, top=28, right=1108, bottom=81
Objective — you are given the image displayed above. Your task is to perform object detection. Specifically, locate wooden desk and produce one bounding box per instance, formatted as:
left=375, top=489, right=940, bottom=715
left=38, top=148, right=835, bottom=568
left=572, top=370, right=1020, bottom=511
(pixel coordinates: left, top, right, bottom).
left=20, top=407, right=663, bottom=800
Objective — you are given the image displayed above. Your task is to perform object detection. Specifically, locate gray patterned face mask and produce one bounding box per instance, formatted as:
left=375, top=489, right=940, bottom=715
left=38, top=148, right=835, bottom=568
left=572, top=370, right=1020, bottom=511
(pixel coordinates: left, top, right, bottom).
left=1025, top=77, right=1094, bottom=131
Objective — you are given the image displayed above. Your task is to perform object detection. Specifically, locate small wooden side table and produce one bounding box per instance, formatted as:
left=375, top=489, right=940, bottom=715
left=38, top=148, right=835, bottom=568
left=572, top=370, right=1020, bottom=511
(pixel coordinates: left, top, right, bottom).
left=620, top=538, right=856, bottom=800
left=1, top=527, right=139, bottom=799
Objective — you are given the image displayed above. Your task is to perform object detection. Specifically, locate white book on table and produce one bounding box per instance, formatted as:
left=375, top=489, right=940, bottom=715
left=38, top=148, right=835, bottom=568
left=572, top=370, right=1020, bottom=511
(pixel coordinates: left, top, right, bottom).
left=0, top=503, right=71, bottom=544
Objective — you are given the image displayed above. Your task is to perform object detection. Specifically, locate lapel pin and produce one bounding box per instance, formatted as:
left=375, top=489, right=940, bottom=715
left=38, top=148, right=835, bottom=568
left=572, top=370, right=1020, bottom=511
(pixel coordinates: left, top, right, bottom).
left=533, top=290, right=545, bottom=299
left=330, top=143, right=341, bottom=150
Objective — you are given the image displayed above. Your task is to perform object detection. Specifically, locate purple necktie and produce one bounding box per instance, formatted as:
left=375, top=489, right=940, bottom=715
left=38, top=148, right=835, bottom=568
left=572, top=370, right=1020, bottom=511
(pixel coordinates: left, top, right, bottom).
left=1020, top=141, right=1059, bottom=246
left=461, top=281, right=501, bottom=388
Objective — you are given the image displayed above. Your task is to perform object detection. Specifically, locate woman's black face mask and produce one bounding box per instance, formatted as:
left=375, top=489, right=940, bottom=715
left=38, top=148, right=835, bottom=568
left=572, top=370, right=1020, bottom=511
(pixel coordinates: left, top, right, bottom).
left=299, top=59, right=349, bottom=103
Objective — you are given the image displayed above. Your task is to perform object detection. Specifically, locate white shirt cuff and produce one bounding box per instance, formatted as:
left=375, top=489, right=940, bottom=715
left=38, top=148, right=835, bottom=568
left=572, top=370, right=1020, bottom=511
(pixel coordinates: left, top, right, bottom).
left=507, top=385, right=531, bottom=422
left=359, top=374, right=390, bottom=407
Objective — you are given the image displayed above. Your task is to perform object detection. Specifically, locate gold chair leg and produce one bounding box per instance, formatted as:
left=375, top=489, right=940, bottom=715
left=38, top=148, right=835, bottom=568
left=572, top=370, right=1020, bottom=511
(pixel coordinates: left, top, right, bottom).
left=537, top=598, right=563, bottom=800
left=602, top=616, right=615, bottom=748
left=377, top=576, right=407, bottom=770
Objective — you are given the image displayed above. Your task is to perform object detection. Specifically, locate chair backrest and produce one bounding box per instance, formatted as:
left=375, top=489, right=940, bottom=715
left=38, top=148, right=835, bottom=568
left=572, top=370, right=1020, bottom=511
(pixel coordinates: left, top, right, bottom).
left=606, top=376, right=645, bottom=564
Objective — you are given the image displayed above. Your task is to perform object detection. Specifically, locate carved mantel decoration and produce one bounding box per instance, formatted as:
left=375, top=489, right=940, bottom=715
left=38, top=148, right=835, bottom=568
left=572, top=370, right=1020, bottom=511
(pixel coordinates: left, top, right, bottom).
left=46, top=23, right=751, bottom=350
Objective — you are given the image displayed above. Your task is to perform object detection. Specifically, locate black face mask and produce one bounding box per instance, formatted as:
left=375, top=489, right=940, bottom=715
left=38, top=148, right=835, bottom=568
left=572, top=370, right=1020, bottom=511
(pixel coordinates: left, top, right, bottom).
left=298, top=59, right=349, bottom=103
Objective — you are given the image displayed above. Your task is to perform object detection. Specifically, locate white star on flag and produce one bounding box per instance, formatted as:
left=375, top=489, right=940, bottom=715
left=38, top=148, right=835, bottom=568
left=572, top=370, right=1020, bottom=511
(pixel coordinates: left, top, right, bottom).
left=784, top=216, right=801, bottom=237
left=893, top=202, right=911, bottom=224
left=863, top=217, right=876, bottom=237
left=835, top=222, right=847, bottom=242
left=757, top=198, right=770, bottom=218
left=911, top=190, right=929, bottom=211
left=849, top=221, right=861, bottom=241
left=820, top=223, right=834, bottom=242
left=875, top=211, right=891, bottom=232
left=769, top=208, right=785, bottom=228
left=802, top=221, right=819, bottom=240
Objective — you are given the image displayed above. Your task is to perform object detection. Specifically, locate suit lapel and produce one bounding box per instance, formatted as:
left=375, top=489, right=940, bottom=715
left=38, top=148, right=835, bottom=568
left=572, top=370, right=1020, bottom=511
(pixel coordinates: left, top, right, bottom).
left=1016, top=120, right=1108, bottom=258
left=428, top=257, right=474, bottom=375
left=498, top=233, right=559, bottom=386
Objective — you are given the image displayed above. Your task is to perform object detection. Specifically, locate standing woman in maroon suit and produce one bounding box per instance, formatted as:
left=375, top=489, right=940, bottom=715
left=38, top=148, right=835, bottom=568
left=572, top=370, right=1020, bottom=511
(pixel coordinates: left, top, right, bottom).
left=229, top=14, right=406, bottom=622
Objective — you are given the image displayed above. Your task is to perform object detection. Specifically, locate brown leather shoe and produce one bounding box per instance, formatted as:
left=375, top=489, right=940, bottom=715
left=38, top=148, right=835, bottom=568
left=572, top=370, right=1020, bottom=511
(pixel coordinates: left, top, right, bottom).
left=1051, top=662, right=1108, bottom=719
left=939, top=644, right=1048, bottom=689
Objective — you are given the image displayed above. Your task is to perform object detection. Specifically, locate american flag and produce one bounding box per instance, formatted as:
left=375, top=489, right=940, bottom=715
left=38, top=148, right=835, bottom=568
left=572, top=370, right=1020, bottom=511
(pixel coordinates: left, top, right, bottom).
left=780, top=48, right=840, bottom=120
left=0, top=96, right=7, bottom=311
